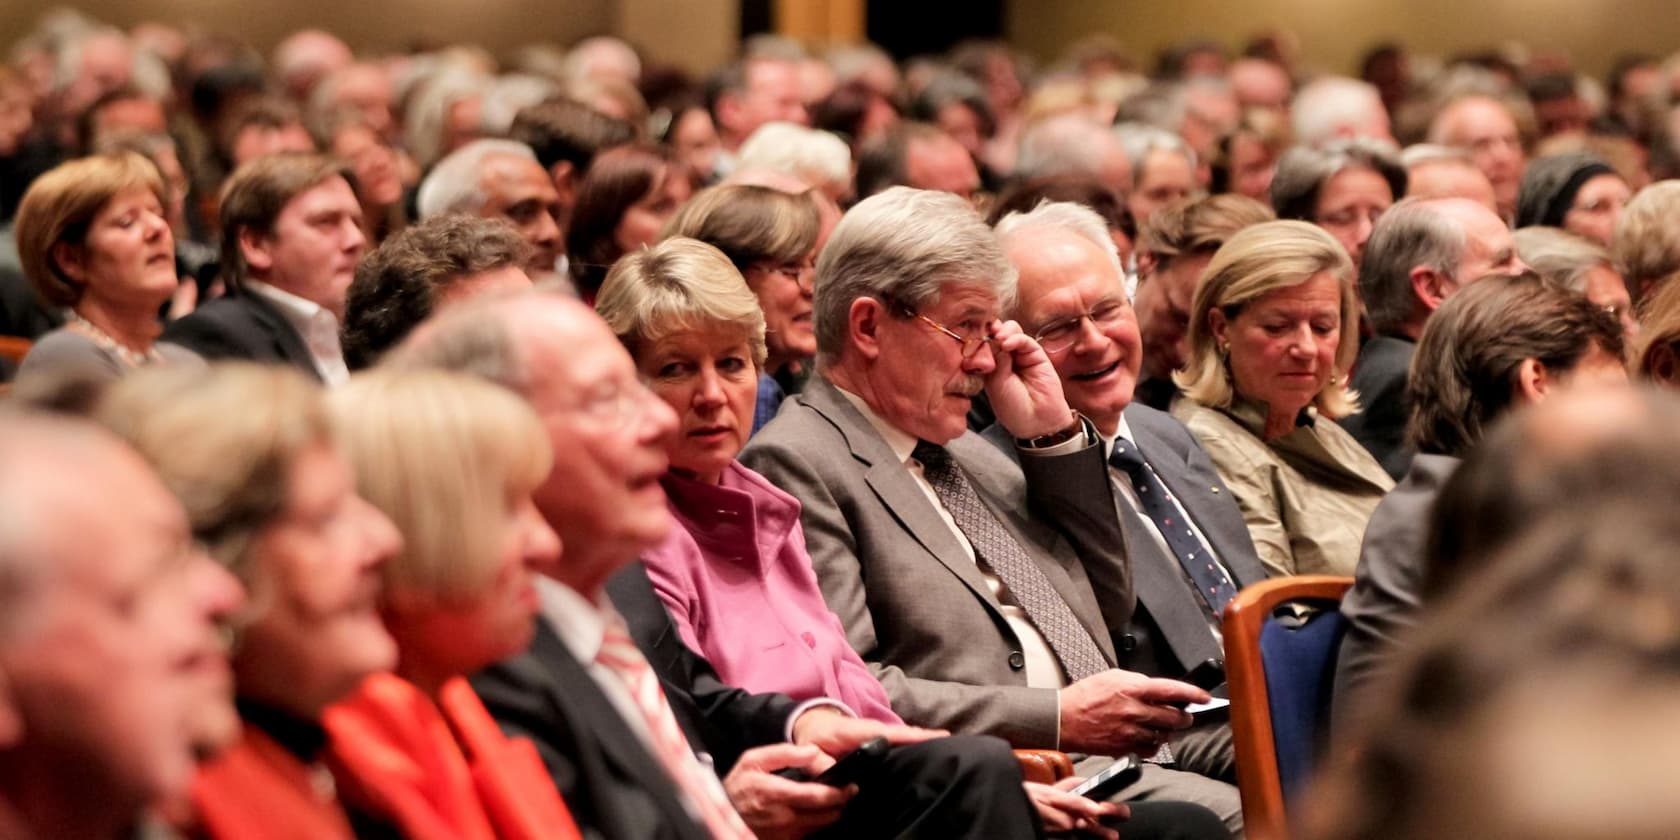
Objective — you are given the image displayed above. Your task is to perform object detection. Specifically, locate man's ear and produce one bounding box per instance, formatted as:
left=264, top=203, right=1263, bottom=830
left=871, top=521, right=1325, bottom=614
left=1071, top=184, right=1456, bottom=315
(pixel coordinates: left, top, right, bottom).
left=1410, top=266, right=1452, bottom=311
left=549, top=161, right=576, bottom=199
left=848, top=297, right=887, bottom=362
left=1514, top=357, right=1550, bottom=404
left=237, top=227, right=274, bottom=275
left=1135, top=251, right=1158, bottom=280
left=713, top=93, right=742, bottom=139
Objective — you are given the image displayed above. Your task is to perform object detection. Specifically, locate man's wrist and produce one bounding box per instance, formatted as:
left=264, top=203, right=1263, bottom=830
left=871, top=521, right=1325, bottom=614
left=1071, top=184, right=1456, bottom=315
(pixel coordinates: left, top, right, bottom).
left=786, top=699, right=854, bottom=743
left=1016, top=412, right=1091, bottom=450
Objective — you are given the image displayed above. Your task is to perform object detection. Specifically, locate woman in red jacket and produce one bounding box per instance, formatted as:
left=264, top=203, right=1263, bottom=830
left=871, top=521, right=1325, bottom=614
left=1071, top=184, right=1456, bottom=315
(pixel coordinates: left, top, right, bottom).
left=323, top=368, right=581, bottom=840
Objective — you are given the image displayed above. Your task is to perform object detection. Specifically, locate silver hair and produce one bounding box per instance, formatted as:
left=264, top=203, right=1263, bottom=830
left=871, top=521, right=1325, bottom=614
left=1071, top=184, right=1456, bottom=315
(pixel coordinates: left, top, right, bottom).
left=563, top=36, right=642, bottom=83
left=1271, top=137, right=1405, bottom=221
left=416, top=138, right=538, bottom=220
left=403, top=67, right=491, bottom=168
left=814, top=187, right=1015, bottom=363
left=993, top=200, right=1124, bottom=313
left=1014, top=115, right=1125, bottom=180
left=737, top=122, right=852, bottom=194
left=1113, top=122, right=1196, bottom=186
left=1359, top=198, right=1469, bottom=335
left=479, top=74, right=559, bottom=137
left=1514, top=226, right=1613, bottom=294
left=1291, top=76, right=1386, bottom=147
left=384, top=293, right=536, bottom=394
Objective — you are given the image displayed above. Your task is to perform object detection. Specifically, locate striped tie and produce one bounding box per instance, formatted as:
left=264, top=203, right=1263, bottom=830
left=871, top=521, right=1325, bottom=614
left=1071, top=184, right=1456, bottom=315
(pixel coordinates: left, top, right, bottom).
left=595, top=617, right=755, bottom=840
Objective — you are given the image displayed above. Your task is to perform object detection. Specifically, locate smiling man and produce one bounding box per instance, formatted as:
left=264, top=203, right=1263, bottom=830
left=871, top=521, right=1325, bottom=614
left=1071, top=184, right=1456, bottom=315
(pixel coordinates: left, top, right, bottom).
left=992, top=201, right=1267, bottom=796
left=743, top=187, right=1239, bottom=834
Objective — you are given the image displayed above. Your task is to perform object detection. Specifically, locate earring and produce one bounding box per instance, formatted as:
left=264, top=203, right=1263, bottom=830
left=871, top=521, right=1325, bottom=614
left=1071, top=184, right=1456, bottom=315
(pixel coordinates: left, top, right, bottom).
left=1216, top=342, right=1229, bottom=358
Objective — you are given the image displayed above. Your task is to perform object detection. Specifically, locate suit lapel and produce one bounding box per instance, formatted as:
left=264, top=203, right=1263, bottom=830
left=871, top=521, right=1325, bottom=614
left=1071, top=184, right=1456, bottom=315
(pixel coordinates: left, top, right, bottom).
left=528, top=622, right=707, bottom=839
left=801, top=381, right=1008, bottom=620
left=239, top=291, right=324, bottom=381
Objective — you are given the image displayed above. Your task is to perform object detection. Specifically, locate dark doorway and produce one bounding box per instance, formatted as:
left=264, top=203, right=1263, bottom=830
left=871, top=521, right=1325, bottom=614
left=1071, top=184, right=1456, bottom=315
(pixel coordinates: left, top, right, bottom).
left=867, top=0, right=1005, bottom=59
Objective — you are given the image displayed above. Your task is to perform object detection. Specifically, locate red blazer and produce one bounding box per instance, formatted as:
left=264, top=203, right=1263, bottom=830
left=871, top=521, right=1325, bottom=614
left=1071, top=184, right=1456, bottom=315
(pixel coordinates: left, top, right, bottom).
left=325, top=673, right=582, bottom=840
left=190, top=724, right=357, bottom=840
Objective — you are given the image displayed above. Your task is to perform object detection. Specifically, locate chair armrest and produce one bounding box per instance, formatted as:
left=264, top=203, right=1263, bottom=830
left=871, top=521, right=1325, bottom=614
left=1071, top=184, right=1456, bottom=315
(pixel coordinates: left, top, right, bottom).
left=1014, top=749, right=1075, bottom=784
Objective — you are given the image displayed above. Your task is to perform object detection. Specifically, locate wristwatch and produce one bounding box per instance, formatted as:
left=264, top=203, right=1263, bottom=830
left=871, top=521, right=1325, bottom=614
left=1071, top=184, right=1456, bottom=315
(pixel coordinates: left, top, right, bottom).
left=1015, top=411, right=1090, bottom=449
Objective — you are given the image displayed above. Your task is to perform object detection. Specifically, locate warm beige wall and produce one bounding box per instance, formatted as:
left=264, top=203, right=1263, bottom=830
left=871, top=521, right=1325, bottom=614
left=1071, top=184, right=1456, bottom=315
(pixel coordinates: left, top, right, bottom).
left=2, top=0, right=614, bottom=57
left=1007, top=0, right=1679, bottom=79
left=619, top=0, right=739, bottom=75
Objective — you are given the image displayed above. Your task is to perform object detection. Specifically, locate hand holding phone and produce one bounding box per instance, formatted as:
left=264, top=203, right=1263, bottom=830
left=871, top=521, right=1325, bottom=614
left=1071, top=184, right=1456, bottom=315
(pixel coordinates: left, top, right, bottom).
left=772, top=736, right=890, bottom=786
left=1070, top=755, right=1142, bottom=800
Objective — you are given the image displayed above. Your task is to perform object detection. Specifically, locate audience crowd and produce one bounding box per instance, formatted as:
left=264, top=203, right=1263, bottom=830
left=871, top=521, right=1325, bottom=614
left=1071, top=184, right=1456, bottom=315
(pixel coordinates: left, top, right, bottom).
left=3, top=9, right=1679, bottom=838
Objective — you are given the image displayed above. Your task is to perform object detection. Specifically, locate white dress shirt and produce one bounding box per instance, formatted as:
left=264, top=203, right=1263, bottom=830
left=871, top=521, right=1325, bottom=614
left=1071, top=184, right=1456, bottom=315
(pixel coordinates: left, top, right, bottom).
left=245, top=281, right=349, bottom=385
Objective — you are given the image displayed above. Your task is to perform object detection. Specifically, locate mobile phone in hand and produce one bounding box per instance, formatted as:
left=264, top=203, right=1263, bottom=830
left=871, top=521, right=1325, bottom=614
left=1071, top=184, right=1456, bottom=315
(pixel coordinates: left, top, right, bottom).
left=772, top=736, right=890, bottom=787
left=1070, top=754, right=1142, bottom=800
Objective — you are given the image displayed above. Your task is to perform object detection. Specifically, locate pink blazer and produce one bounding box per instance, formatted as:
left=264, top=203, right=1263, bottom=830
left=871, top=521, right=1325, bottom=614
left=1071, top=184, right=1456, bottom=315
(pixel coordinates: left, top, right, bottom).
left=644, top=462, right=902, bottom=725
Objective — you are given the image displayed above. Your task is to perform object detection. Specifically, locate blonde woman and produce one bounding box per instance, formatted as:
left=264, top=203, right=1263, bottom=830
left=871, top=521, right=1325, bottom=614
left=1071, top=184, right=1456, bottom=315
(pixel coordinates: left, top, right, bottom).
left=323, top=369, right=580, bottom=840
left=1172, top=220, right=1394, bottom=576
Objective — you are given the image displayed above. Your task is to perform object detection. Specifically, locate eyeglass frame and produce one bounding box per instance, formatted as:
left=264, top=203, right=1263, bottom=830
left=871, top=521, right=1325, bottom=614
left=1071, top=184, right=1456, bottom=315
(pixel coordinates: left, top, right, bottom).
left=1029, top=297, right=1132, bottom=354
left=887, top=299, right=1002, bottom=359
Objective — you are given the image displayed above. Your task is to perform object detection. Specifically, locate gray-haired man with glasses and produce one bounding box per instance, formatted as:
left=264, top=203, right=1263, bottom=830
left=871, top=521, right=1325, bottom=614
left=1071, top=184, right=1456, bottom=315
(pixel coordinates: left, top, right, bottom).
left=993, top=201, right=1269, bottom=806
left=745, top=187, right=1238, bottom=836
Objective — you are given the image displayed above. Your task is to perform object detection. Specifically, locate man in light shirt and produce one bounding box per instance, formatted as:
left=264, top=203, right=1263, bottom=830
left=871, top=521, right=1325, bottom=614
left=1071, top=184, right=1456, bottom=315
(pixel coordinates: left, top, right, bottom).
left=163, top=153, right=364, bottom=384
left=742, top=187, right=1240, bottom=832
left=994, top=200, right=1268, bottom=791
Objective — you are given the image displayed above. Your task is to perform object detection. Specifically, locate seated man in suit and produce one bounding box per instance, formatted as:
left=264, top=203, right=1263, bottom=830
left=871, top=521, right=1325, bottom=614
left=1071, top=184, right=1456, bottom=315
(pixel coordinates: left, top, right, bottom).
left=1339, top=197, right=1527, bottom=479
left=993, top=200, right=1271, bottom=784
left=162, top=153, right=366, bottom=384
left=392, top=291, right=1058, bottom=840
left=741, top=187, right=1244, bottom=831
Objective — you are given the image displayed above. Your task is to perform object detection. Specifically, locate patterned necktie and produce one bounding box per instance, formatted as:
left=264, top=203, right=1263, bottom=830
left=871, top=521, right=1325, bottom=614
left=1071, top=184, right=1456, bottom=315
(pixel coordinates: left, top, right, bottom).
left=913, top=440, right=1109, bottom=682
left=1109, top=439, right=1240, bottom=617
left=595, top=617, right=754, bottom=840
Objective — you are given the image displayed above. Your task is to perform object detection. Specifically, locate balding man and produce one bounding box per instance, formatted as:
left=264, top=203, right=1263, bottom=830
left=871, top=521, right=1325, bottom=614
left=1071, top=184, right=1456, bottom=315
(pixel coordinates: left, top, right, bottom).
left=1291, top=77, right=1392, bottom=146
left=418, top=139, right=564, bottom=278
left=994, top=201, right=1267, bottom=793
left=856, top=121, right=981, bottom=200
left=1014, top=114, right=1132, bottom=201
left=0, top=414, right=242, bottom=839
left=1343, top=197, right=1528, bottom=478
left=1401, top=144, right=1498, bottom=210
left=1428, top=95, right=1527, bottom=221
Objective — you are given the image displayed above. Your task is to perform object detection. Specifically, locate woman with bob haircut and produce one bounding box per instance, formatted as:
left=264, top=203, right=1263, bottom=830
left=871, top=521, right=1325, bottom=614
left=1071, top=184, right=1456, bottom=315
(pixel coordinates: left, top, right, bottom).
left=661, top=183, right=822, bottom=433
left=1333, top=272, right=1626, bottom=727
left=1270, top=138, right=1406, bottom=271
left=1171, top=219, right=1393, bottom=576
left=596, top=237, right=1142, bottom=839
left=565, top=143, right=691, bottom=302
left=321, top=368, right=581, bottom=840
left=13, top=151, right=200, bottom=387
left=95, top=363, right=402, bottom=839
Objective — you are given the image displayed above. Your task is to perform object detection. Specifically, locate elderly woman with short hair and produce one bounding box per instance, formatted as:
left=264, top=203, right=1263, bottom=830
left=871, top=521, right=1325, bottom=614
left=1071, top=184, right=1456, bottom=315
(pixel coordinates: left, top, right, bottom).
left=96, top=363, right=401, bottom=838
left=323, top=368, right=582, bottom=840
left=1612, top=180, right=1680, bottom=306
left=1332, top=272, right=1627, bottom=727
left=13, top=152, right=201, bottom=387
left=1514, top=226, right=1638, bottom=339
left=1271, top=138, right=1407, bottom=270
left=1171, top=220, right=1394, bottom=576
left=661, top=183, right=823, bottom=432
left=596, top=236, right=1129, bottom=838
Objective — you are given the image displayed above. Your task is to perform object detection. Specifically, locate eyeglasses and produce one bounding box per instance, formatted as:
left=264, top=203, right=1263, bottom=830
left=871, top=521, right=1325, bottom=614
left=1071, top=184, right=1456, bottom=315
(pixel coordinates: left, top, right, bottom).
left=564, top=380, right=663, bottom=428
left=1032, top=299, right=1131, bottom=354
left=895, top=303, right=1000, bottom=359
left=1316, top=205, right=1387, bottom=229
left=752, top=259, right=816, bottom=291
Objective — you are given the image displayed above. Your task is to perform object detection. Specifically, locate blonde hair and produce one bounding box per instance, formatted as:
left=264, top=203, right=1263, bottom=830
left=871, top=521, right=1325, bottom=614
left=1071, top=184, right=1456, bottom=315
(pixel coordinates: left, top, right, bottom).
left=96, top=363, right=330, bottom=601
left=660, top=183, right=820, bottom=272
left=1174, top=220, right=1362, bottom=418
left=596, top=237, right=768, bottom=369
left=328, top=368, right=551, bottom=604
left=15, top=151, right=166, bottom=307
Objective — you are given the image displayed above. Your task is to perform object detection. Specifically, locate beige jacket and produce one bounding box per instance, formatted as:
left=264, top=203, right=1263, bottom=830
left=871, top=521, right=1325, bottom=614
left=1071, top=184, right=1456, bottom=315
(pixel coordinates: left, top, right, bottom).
left=1171, top=396, right=1394, bottom=577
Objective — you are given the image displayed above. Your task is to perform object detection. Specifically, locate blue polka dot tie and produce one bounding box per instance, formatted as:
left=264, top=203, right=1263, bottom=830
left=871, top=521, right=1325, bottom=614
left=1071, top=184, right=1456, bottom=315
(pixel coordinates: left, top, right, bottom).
left=1109, top=440, right=1239, bottom=617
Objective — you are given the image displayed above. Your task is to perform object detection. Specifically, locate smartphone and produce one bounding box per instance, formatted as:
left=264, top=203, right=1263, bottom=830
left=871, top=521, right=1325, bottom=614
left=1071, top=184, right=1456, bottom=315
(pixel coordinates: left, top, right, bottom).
left=1070, top=754, right=1142, bottom=800
left=772, top=736, right=890, bottom=787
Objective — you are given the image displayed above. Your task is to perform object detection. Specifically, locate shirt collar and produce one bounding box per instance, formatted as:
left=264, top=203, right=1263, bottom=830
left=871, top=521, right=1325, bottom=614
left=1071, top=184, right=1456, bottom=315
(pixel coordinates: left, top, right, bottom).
left=245, top=281, right=334, bottom=326
left=538, top=577, right=616, bottom=665
left=1224, top=392, right=1317, bottom=439
left=1096, top=414, right=1136, bottom=458
left=834, top=385, right=921, bottom=465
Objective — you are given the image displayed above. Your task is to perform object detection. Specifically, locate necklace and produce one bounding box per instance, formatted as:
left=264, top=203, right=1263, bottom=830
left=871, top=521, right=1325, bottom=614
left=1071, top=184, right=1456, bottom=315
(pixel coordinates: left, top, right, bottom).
left=67, top=312, right=165, bottom=368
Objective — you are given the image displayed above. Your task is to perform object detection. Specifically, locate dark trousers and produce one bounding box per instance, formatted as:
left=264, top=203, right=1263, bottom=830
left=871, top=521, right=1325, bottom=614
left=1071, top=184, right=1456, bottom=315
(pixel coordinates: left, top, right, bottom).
left=815, top=734, right=1043, bottom=839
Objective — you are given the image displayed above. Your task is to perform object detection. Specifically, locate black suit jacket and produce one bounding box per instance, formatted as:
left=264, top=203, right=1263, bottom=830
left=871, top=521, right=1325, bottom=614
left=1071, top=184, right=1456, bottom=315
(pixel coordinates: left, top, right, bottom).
left=472, top=563, right=798, bottom=840
left=989, top=404, right=1269, bottom=679
left=160, top=289, right=322, bottom=380
left=1338, top=335, right=1415, bottom=481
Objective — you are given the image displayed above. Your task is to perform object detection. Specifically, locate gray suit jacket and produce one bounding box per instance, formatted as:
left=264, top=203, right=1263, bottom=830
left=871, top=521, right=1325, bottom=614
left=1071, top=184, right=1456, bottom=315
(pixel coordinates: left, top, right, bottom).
left=989, top=403, right=1269, bottom=680
left=1331, top=453, right=1461, bottom=733
left=740, top=377, right=1129, bottom=749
